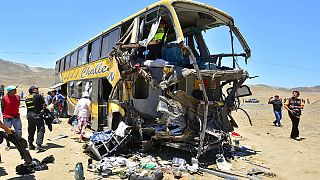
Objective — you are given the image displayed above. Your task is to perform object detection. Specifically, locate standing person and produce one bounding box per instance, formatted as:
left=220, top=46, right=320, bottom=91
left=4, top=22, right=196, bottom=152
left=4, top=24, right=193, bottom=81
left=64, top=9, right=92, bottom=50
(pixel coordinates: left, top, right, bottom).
left=52, top=90, right=65, bottom=117
left=45, top=91, right=53, bottom=106
left=284, top=91, right=304, bottom=141
left=0, top=85, right=5, bottom=99
left=1, top=85, right=22, bottom=151
left=25, top=86, right=46, bottom=152
left=50, top=90, right=58, bottom=119
left=73, top=92, right=91, bottom=142
left=20, top=91, right=24, bottom=99
left=268, top=95, right=283, bottom=127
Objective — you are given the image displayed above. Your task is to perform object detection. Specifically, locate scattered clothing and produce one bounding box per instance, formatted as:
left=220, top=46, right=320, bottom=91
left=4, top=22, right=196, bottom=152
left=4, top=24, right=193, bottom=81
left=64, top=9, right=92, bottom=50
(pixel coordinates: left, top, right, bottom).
left=16, top=155, right=55, bottom=175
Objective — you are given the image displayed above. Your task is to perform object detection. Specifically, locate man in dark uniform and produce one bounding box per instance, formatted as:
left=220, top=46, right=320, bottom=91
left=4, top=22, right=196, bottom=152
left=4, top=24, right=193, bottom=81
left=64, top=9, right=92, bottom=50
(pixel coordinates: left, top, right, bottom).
left=268, top=95, right=283, bottom=127
left=25, top=86, right=46, bottom=152
left=284, top=91, right=304, bottom=141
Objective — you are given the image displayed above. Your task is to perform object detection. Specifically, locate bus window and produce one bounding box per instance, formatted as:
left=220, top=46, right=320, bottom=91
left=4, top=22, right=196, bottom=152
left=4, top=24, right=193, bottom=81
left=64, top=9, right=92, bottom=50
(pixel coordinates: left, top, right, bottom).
left=87, top=43, right=92, bottom=62
left=60, top=57, right=66, bottom=71
left=140, top=7, right=176, bottom=60
left=108, top=28, right=120, bottom=54
left=84, top=81, right=93, bottom=98
left=69, top=81, right=75, bottom=98
left=70, top=50, right=78, bottom=68
left=65, top=54, right=71, bottom=70
left=101, top=34, right=110, bottom=58
left=101, top=28, right=121, bottom=58
left=90, top=38, right=101, bottom=62
left=75, top=81, right=82, bottom=99
left=55, top=60, right=61, bottom=73
left=145, top=8, right=159, bottom=24
left=78, top=45, right=88, bottom=66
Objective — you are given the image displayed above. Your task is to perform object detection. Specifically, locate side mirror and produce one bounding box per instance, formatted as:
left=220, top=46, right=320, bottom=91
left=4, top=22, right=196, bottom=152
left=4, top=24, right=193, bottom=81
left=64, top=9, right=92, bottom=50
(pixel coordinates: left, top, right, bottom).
left=227, top=85, right=252, bottom=98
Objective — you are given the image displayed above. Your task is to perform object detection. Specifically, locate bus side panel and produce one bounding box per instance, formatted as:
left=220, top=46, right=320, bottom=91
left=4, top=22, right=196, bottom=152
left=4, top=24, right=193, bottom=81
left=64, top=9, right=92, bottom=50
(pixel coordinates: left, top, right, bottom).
left=91, top=102, right=99, bottom=131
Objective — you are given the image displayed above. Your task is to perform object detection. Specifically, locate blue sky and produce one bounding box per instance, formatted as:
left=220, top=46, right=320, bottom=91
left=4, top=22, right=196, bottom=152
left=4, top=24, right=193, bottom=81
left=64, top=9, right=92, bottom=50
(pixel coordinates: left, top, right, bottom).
left=0, top=0, right=319, bottom=88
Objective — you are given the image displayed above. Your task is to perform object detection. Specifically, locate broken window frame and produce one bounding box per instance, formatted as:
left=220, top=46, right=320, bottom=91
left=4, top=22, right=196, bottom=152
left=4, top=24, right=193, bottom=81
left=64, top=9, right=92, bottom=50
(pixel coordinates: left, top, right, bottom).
left=138, top=6, right=177, bottom=44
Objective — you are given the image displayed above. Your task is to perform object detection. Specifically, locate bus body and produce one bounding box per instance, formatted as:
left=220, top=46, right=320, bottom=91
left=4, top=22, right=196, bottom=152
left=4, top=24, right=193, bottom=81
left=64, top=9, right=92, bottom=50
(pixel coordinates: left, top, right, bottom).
left=53, top=0, right=252, bottom=157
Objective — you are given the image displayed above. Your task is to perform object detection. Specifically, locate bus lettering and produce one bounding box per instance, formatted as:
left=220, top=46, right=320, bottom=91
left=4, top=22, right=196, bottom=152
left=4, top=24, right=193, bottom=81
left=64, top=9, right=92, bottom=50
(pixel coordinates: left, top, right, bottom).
left=107, top=72, right=115, bottom=82
left=80, top=62, right=109, bottom=79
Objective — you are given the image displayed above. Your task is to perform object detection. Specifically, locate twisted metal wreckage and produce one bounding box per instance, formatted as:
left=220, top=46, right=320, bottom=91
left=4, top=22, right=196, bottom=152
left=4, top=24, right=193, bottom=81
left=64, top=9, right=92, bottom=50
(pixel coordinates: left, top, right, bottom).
left=85, top=1, right=254, bottom=160
left=101, top=28, right=252, bottom=159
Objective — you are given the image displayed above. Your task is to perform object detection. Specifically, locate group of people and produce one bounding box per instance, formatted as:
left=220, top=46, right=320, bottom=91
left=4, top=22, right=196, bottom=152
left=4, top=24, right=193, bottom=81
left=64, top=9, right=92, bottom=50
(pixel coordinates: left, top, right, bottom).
left=0, top=85, right=48, bottom=152
left=268, top=90, right=305, bottom=141
left=45, top=90, right=67, bottom=118
left=0, top=84, right=92, bottom=152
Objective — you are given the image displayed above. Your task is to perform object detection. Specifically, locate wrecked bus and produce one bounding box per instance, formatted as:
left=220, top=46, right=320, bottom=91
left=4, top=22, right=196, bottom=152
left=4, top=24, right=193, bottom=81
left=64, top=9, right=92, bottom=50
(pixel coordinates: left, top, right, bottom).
left=53, top=0, right=252, bottom=158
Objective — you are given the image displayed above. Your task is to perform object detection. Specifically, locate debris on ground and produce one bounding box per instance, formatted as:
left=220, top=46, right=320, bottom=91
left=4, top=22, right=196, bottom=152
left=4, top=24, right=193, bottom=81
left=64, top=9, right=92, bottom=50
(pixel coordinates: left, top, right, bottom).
left=16, top=155, right=55, bottom=175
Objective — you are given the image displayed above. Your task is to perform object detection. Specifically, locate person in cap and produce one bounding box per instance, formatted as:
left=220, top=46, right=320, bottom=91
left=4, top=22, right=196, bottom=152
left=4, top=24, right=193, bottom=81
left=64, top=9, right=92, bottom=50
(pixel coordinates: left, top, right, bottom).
left=25, top=86, right=46, bottom=152
left=73, top=92, right=91, bottom=142
left=268, top=95, right=283, bottom=127
left=1, top=85, right=22, bottom=150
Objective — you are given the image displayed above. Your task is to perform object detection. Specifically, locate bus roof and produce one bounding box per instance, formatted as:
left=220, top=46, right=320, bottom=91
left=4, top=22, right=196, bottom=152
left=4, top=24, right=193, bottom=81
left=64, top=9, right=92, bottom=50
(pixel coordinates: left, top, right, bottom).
left=58, top=0, right=234, bottom=61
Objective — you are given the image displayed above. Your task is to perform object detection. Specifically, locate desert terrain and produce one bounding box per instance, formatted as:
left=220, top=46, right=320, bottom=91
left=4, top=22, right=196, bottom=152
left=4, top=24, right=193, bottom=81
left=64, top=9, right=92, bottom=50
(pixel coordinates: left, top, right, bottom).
left=0, top=59, right=54, bottom=88
left=0, top=85, right=319, bottom=179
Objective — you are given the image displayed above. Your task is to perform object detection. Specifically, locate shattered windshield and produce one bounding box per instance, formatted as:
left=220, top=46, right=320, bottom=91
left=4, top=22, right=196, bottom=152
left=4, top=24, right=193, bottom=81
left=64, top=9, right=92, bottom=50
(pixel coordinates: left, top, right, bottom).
left=174, top=5, right=249, bottom=69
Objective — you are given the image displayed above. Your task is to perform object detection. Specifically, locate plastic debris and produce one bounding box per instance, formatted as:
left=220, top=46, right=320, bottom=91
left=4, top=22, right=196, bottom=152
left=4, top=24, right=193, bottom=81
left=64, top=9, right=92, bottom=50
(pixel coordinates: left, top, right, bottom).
left=216, top=154, right=232, bottom=172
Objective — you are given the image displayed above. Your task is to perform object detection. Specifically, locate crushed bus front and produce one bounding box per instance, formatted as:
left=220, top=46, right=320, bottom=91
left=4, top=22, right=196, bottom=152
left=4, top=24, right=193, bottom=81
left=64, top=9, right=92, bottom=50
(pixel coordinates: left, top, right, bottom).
left=106, top=0, right=252, bottom=158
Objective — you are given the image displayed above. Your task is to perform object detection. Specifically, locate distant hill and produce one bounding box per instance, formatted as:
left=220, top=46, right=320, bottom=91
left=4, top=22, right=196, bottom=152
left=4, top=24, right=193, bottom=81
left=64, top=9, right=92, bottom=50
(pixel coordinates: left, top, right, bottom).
left=290, top=86, right=320, bottom=92
left=0, top=59, right=54, bottom=88
left=251, top=84, right=320, bottom=92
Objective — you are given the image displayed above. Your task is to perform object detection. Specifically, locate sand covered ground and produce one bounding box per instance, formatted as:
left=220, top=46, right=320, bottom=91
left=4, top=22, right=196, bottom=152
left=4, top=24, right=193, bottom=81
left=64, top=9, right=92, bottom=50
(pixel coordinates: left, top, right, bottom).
left=0, top=86, right=320, bottom=179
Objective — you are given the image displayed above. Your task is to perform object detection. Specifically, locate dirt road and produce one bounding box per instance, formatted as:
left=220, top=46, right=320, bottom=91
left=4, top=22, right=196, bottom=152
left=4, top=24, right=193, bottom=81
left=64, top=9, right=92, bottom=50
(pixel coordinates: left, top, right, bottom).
left=0, top=86, right=319, bottom=179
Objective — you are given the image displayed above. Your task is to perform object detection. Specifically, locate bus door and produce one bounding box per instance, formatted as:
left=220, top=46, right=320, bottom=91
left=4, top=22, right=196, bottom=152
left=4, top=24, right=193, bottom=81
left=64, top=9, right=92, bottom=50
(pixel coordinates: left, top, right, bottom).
left=91, top=78, right=112, bottom=131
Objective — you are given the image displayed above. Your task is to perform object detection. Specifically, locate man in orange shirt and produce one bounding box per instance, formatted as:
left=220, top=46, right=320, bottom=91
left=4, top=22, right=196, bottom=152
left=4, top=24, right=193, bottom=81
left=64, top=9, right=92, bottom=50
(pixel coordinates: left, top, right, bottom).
left=284, top=91, right=304, bottom=141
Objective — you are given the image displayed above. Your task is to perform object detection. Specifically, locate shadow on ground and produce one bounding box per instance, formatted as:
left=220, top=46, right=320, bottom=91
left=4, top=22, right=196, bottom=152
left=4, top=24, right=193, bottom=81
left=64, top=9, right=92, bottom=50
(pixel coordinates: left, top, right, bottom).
left=7, top=174, right=36, bottom=180
left=44, top=142, right=64, bottom=149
